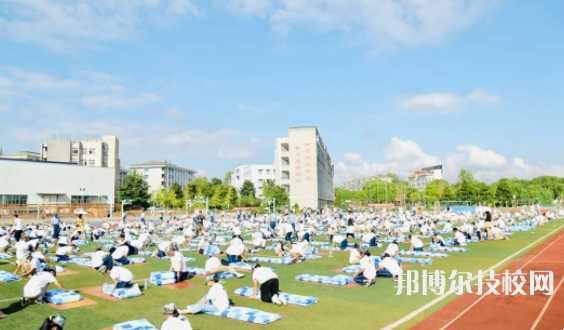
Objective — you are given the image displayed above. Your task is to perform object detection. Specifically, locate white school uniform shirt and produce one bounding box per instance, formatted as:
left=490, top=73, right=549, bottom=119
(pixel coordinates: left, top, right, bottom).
left=349, top=249, right=360, bottom=263
left=411, top=237, right=424, bottom=248
left=159, top=241, right=172, bottom=251
left=360, top=255, right=376, bottom=280
left=171, top=251, right=187, bottom=272
left=206, top=283, right=229, bottom=312
left=0, top=236, right=9, bottom=248
left=24, top=271, right=56, bottom=298
left=92, top=251, right=109, bottom=268
left=58, top=236, right=69, bottom=245
left=385, top=243, right=399, bottom=256
left=32, top=252, right=45, bottom=261
left=283, top=223, right=294, bottom=233
left=15, top=241, right=30, bottom=260
left=56, top=246, right=73, bottom=256
left=333, top=235, right=346, bottom=244
left=110, top=266, right=134, bottom=282
left=14, top=218, right=23, bottom=230
left=226, top=243, right=244, bottom=256
left=112, top=246, right=129, bottom=259
left=204, top=257, right=221, bottom=272
left=161, top=316, right=193, bottom=330
left=232, top=227, right=242, bottom=236
left=253, top=237, right=266, bottom=247
left=380, top=257, right=403, bottom=277
left=252, top=267, right=278, bottom=285
left=433, top=235, right=446, bottom=245
left=29, top=257, right=41, bottom=271
left=172, top=236, right=186, bottom=245
left=454, top=231, right=466, bottom=243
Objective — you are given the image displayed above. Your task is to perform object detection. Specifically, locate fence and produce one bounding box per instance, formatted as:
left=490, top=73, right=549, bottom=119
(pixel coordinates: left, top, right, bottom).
left=0, top=204, right=112, bottom=218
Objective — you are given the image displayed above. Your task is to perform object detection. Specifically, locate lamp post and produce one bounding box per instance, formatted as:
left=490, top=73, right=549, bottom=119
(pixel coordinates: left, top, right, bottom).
left=79, top=188, right=86, bottom=209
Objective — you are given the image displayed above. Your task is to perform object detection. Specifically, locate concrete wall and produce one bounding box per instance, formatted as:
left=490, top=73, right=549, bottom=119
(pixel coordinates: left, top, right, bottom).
left=0, top=159, right=115, bottom=204
left=46, top=140, right=71, bottom=163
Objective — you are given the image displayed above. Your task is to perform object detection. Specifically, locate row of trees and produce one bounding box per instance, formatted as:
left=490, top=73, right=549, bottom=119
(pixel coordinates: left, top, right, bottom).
left=335, top=170, right=564, bottom=209
left=119, top=170, right=289, bottom=211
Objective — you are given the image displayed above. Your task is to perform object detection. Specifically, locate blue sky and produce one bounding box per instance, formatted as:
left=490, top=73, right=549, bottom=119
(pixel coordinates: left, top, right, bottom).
left=1, top=0, right=563, bottom=184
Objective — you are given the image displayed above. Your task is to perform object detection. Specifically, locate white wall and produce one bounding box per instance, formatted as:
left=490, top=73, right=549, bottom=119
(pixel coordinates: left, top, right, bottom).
left=231, top=164, right=275, bottom=198
left=0, top=159, right=115, bottom=204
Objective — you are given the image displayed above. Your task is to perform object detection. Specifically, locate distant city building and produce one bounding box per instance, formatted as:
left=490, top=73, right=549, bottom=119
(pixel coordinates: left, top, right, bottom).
left=0, top=151, right=41, bottom=161
left=342, top=175, right=392, bottom=192
left=0, top=158, right=115, bottom=205
left=408, top=165, right=443, bottom=191
left=230, top=164, right=275, bottom=198
left=274, top=126, right=335, bottom=209
left=127, top=160, right=196, bottom=194
left=40, top=135, right=120, bottom=202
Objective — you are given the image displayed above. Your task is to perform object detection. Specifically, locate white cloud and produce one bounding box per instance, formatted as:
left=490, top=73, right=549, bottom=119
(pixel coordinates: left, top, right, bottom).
left=82, top=92, right=161, bottom=109
left=237, top=103, right=265, bottom=114
left=0, top=0, right=200, bottom=50
left=398, top=89, right=503, bottom=113
left=162, top=108, right=188, bottom=118
left=219, top=0, right=501, bottom=51
left=334, top=138, right=564, bottom=185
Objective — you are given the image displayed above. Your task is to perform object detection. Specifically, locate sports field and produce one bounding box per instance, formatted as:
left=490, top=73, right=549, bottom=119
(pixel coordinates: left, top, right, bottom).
left=1, top=219, right=563, bottom=330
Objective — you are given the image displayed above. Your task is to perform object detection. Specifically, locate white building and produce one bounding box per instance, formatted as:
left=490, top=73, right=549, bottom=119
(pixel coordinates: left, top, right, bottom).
left=40, top=135, right=120, bottom=202
left=0, top=151, right=41, bottom=161
left=230, top=164, right=275, bottom=198
left=127, top=160, right=196, bottom=194
left=0, top=158, right=115, bottom=205
left=342, top=175, right=392, bottom=192
left=274, top=127, right=335, bottom=209
left=408, top=165, right=443, bottom=191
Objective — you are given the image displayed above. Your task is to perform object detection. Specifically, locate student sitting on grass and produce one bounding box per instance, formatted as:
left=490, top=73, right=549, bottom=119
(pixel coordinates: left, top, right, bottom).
left=361, top=230, right=380, bottom=247
left=14, top=251, right=41, bottom=278
left=275, top=242, right=290, bottom=257
left=168, top=250, right=191, bottom=282
left=90, top=246, right=113, bottom=270
left=432, top=233, right=446, bottom=246
left=282, top=221, right=295, bottom=243
left=198, top=235, right=209, bottom=254
left=329, top=234, right=348, bottom=251
left=182, top=275, right=231, bottom=315
left=55, top=244, right=78, bottom=262
left=101, top=265, right=136, bottom=291
left=161, top=303, right=193, bottom=330
left=491, top=226, right=511, bottom=241
left=21, top=268, right=67, bottom=306
left=377, top=253, right=403, bottom=282
left=352, top=247, right=376, bottom=287
left=153, top=241, right=174, bottom=258
left=57, top=235, right=70, bottom=248
left=349, top=244, right=361, bottom=265
left=252, top=264, right=287, bottom=306
left=223, top=240, right=250, bottom=264
left=38, top=313, right=67, bottom=330
left=252, top=232, right=267, bottom=249
left=408, top=235, right=425, bottom=252
left=285, top=240, right=309, bottom=263
left=111, top=245, right=131, bottom=265
left=204, top=256, right=244, bottom=278
left=382, top=241, right=399, bottom=259
left=452, top=228, right=467, bottom=246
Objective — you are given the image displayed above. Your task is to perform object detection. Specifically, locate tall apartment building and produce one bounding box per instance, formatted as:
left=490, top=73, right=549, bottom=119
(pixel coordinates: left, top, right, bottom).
left=230, top=164, right=275, bottom=198
left=274, top=127, right=335, bottom=209
left=342, top=175, right=392, bottom=192
left=40, top=135, right=120, bottom=203
left=127, top=160, right=196, bottom=194
left=408, top=165, right=443, bottom=191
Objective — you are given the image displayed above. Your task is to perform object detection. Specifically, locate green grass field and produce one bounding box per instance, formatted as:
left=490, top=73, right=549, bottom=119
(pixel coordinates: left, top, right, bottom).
left=2, top=219, right=563, bottom=330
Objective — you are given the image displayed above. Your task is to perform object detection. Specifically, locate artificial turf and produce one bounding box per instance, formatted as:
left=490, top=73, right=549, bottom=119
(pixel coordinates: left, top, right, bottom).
left=1, top=218, right=563, bottom=330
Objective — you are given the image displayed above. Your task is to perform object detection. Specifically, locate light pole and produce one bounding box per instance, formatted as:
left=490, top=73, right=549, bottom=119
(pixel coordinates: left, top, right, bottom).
left=189, top=197, right=209, bottom=216
left=264, top=198, right=276, bottom=213
left=79, top=188, right=86, bottom=209
left=121, top=199, right=132, bottom=214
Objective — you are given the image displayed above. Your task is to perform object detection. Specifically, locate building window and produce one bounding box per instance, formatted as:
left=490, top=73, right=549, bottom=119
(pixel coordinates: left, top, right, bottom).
left=81, top=149, right=87, bottom=155
left=89, top=149, right=95, bottom=155
left=82, top=160, right=88, bottom=166
left=88, top=160, right=95, bottom=166
left=144, top=175, right=149, bottom=180
left=266, top=169, right=271, bottom=174
left=258, top=169, right=264, bottom=175
left=72, top=148, right=78, bottom=155
left=0, top=195, right=28, bottom=205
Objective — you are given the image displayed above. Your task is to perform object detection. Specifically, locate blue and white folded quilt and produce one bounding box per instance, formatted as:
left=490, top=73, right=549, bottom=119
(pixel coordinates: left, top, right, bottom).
left=234, top=286, right=319, bottom=306
left=185, top=306, right=282, bottom=325
left=127, top=257, right=146, bottom=264
left=203, top=246, right=221, bottom=256
left=340, top=265, right=393, bottom=277
left=93, top=239, right=113, bottom=244
left=186, top=267, right=236, bottom=279
left=113, top=319, right=157, bottom=330
left=178, top=248, right=196, bottom=252
left=72, top=240, right=89, bottom=245
left=137, top=251, right=153, bottom=256
left=284, top=254, right=322, bottom=260
left=398, top=257, right=433, bottom=265
left=149, top=271, right=176, bottom=286
left=263, top=246, right=278, bottom=252
left=0, top=253, right=13, bottom=260
left=295, top=274, right=353, bottom=286
left=0, top=270, right=22, bottom=282
left=429, top=245, right=469, bottom=252
left=103, top=284, right=142, bottom=299
left=248, top=257, right=294, bottom=265
left=45, top=289, right=82, bottom=305
left=229, top=262, right=275, bottom=271
left=399, top=250, right=449, bottom=258
left=54, top=266, right=65, bottom=273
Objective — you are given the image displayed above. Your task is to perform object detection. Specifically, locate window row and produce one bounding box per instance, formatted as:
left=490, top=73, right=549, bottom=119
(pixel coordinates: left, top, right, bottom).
left=0, top=195, right=28, bottom=205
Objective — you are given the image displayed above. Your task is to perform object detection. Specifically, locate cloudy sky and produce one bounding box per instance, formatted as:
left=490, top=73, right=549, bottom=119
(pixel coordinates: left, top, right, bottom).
left=1, top=0, right=563, bottom=184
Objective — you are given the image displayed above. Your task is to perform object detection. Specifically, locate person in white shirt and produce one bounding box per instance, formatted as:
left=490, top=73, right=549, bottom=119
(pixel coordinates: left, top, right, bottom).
left=153, top=241, right=173, bottom=258
left=168, top=250, right=190, bottom=282
left=161, top=303, right=193, bottom=330
left=377, top=253, right=404, bottom=282
left=285, top=240, right=310, bottom=263
left=491, top=226, right=511, bottom=241
left=204, top=256, right=244, bottom=278
left=349, top=245, right=361, bottom=265
left=12, top=214, right=24, bottom=242
left=111, top=245, right=130, bottom=265
left=102, top=266, right=135, bottom=292
left=55, top=244, right=78, bottom=262
left=432, top=233, right=446, bottom=246
left=15, top=236, right=31, bottom=262
left=57, top=235, right=70, bottom=247
left=453, top=228, right=467, bottom=246
left=198, top=236, right=209, bottom=254
left=21, top=269, right=67, bottom=306
left=408, top=235, right=425, bottom=252
left=330, top=234, right=348, bottom=251
left=90, top=247, right=112, bottom=270
left=352, top=248, right=376, bottom=287
left=13, top=252, right=41, bottom=278
left=282, top=222, right=294, bottom=243
left=225, top=241, right=249, bottom=264
left=362, top=231, right=379, bottom=247
left=172, top=235, right=189, bottom=250
left=0, top=234, right=10, bottom=253
left=251, top=264, right=287, bottom=306
left=384, top=241, right=400, bottom=258
left=183, top=275, right=230, bottom=314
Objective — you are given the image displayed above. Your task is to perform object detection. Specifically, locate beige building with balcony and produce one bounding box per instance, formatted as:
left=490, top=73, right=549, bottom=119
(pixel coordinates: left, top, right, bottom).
left=274, top=127, right=335, bottom=209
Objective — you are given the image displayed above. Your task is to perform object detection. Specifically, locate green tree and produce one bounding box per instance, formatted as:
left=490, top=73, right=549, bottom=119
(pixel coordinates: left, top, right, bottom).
left=211, top=177, right=222, bottom=186
left=240, top=180, right=256, bottom=198
left=170, top=182, right=184, bottom=200
left=183, top=183, right=196, bottom=200
left=193, top=177, right=211, bottom=197
left=224, top=171, right=234, bottom=184
left=458, top=169, right=475, bottom=183
left=119, top=170, right=150, bottom=207
left=423, top=184, right=440, bottom=204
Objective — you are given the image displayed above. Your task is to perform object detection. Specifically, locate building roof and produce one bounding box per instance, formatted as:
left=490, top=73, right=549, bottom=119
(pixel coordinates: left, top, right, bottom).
left=0, top=158, right=76, bottom=166
left=128, top=161, right=195, bottom=172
